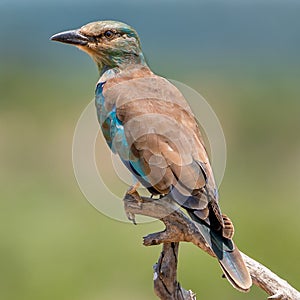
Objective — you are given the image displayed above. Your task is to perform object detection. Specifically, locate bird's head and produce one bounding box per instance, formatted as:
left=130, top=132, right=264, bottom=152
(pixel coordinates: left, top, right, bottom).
left=51, top=20, right=145, bottom=73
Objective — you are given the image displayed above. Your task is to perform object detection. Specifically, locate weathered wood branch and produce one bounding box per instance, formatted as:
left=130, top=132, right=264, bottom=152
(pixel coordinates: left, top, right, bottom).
left=153, top=242, right=196, bottom=300
left=123, top=193, right=300, bottom=300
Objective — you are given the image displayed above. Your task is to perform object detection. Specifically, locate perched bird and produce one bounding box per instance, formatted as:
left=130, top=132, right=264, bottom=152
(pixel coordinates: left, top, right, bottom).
left=51, top=20, right=252, bottom=292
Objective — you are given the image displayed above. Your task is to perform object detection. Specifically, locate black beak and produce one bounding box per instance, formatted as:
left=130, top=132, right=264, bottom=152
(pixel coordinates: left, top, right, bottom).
left=50, top=30, right=89, bottom=46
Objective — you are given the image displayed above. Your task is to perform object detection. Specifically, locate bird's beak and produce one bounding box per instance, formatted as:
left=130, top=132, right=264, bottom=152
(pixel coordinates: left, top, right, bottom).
left=50, top=30, right=89, bottom=46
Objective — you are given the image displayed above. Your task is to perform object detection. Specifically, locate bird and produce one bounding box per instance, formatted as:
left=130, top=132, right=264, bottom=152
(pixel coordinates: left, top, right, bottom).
left=51, top=20, right=252, bottom=292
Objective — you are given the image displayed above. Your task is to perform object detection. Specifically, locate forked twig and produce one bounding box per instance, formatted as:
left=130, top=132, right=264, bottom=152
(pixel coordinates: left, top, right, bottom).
left=123, top=193, right=300, bottom=300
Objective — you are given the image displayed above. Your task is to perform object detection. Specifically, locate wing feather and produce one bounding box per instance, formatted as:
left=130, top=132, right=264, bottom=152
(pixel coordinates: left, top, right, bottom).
left=103, top=72, right=223, bottom=228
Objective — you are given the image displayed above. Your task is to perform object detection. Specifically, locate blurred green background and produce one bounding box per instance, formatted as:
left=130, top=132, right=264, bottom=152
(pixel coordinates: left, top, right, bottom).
left=1, top=0, right=299, bottom=299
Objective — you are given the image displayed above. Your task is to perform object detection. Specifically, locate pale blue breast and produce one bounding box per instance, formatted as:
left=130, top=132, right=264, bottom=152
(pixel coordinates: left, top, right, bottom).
left=95, top=81, right=150, bottom=182
left=95, top=81, right=131, bottom=161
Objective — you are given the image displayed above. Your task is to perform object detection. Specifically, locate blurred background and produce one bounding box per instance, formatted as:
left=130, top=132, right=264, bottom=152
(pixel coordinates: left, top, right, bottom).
left=1, top=0, right=299, bottom=299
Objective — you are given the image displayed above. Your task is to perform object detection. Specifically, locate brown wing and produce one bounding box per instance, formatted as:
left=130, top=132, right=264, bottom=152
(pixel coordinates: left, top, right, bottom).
left=103, top=71, right=224, bottom=230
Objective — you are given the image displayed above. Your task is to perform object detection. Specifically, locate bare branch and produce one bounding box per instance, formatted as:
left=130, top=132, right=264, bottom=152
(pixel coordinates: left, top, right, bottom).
left=243, top=254, right=300, bottom=300
left=123, top=193, right=300, bottom=300
left=153, top=242, right=196, bottom=300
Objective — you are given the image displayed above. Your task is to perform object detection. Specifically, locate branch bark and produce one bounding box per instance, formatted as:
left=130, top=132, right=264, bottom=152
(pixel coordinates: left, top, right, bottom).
left=153, top=242, right=196, bottom=300
left=123, top=193, right=300, bottom=300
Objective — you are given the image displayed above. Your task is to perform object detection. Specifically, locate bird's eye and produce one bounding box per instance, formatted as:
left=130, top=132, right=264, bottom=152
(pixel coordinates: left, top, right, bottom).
left=104, top=30, right=114, bottom=39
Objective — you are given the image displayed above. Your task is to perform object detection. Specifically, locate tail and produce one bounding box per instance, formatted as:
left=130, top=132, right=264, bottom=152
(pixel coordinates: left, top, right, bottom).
left=188, top=211, right=252, bottom=292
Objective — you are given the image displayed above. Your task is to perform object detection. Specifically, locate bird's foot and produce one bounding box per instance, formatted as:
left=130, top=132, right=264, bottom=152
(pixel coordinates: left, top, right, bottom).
left=127, top=182, right=143, bottom=205
left=222, top=214, right=235, bottom=239
left=127, top=181, right=141, bottom=195
left=126, top=184, right=143, bottom=207
left=127, top=189, right=143, bottom=207
left=126, top=211, right=137, bottom=225
left=125, top=184, right=143, bottom=225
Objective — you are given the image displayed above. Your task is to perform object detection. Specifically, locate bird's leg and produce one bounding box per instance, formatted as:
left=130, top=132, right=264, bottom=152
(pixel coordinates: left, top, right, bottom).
left=127, top=180, right=143, bottom=205
left=125, top=179, right=143, bottom=224
left=127, top=180, right=141, bottom=195
left=222, top=214, right=235, bottom=239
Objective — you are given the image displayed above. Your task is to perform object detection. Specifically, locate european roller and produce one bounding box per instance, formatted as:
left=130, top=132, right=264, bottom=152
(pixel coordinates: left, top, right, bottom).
left=51, top=20, right=252, bottom=292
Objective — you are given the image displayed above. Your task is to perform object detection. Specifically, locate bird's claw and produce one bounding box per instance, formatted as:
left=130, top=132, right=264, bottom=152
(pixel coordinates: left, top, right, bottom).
left=125, top=184, right=143, bottom=225
left=129, top=190, right=143, bottom=209
left=126, top=211, right=137, bottom=225
left=127, top=181, right=141, bottom=195
left=126, top=183, right=143, bottom=208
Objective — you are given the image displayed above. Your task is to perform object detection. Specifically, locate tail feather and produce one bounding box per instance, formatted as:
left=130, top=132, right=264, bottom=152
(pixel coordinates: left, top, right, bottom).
left=188, top=211, right=252, bottom=292
left=218, top=247, right=252, bottom=292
